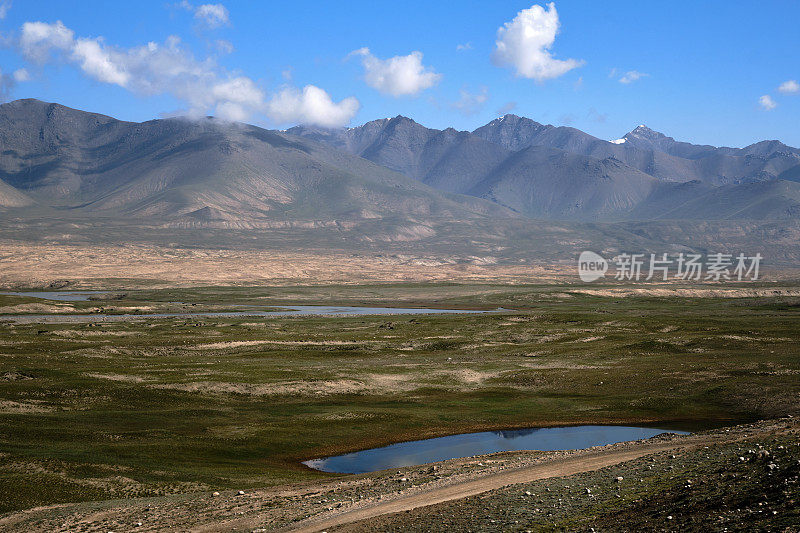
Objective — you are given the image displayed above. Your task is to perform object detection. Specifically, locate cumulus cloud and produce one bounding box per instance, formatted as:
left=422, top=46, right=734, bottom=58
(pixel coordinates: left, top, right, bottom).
left=451, top=86, right=488, bottom=116
left=178, top=1, right=230, bottom=28
left=19, top=20, right=75, bottom=62
left=778, top=80, right=799, bottom=94
left=12, top=68, right=28, bottom=82
left=492, top=2, right=583, bottom=81
left=759, top=94, right=777, bottom=111
left=215, top=39, right=234, bottom=54
left=71, top=37, right=131, bottom=85
left=349, top=47, right=441, bottom=97
left=195, top=4, right=230, bottom=28
left=618, top=70, right=648, bottom=84
left=267, top=85, right=359, bottom=127
left=13, top=20, right=358, bottom=126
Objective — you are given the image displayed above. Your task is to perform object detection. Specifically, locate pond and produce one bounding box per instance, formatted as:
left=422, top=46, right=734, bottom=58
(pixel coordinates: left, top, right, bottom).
left=303, top=425, right=690, bottom=474
left=0, top=304, right=496, bottom=323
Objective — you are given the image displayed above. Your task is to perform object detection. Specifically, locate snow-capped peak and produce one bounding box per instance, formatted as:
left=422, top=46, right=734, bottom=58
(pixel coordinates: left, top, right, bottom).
left=625, top=124, right=666, bottom=140
left=609, top=138, right=627, bottom=144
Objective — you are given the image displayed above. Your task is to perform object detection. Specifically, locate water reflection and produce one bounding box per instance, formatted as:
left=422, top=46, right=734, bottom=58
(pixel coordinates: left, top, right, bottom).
left=304, top=425, right=689, bottom=474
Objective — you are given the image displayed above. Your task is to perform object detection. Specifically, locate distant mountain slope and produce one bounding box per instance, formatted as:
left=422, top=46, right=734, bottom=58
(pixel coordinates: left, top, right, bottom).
left=466, top=146, right=660, bottom=220
left=474, top=115, right=800, bottom=185
left=290, top=117, right=680, bottom=220
left=623, top=125, right=800, bottom=160
left=1, top=99, right=799, bottom=263
left=0, top=99, right=513, bottom=230
left=292, top=114, right=800, bottom=221
left=649, top=180, right=800, bottom=220
left=289, top=116, right=511, bottom=194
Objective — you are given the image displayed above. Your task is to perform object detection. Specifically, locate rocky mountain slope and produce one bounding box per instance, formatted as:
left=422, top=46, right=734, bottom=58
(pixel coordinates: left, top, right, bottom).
left=474, top=115, right=800, bottom=185
left=291, top=114, right=800, bottom=221
left=2, top=99, right=800, bottom=262
left=0, top=99, right=513, bottom=227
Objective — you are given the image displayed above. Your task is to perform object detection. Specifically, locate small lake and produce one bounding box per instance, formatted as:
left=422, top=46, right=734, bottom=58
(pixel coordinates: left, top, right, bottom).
left=0, top=304, right=494, bottom=323
left=303, top=425, right=690, bottom=474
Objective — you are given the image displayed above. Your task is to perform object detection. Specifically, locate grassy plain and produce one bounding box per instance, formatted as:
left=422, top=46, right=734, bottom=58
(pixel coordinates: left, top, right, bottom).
left=0, top=283, right=799, bottom=514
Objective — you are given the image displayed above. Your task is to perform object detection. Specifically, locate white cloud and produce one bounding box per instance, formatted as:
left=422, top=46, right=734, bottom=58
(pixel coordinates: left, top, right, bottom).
left=267, top=85, right=359, bottom=127
left=12, top=67, right=28, bottom=82
left=778, top=80, right=799, bottom=94
left=759, top=94, right=777, bottom=111
left=451, top=86, right=488, bottom=116
left=492, top=2, right=583, bottom=81
left=215, top=39, right=234, bottom=54
left=456, top=42, right=472, bottom=51
left=0, top=1, right=11, bottom=20
left=15, top=20, right=265, bottom=121
left=71, top=38, right=131, bottom=85
left=350, top=47, right=441, bottom=97
left=12, top=19, right=359, bottom=126
left=19, top=20, right=75, bottom=62
left=619, top=70, right=648, bottom=84
left=195, top=4, right=229, bottom=28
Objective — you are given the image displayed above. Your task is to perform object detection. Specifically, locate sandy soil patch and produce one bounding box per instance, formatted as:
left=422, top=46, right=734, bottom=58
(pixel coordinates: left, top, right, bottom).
left=0, top=303, right=74, bottom=313
left=53, top=330, right=136, bottom=338
left=0, top=400, right=54, bottom=413
left=85, top=373, right=147, bottom=383
left=191, top=339, right=380, bottom=350
left=447, top=369, right=501, bottom=384
left=0, top=242, right=566, bottom=287
left=151, top=379, right=377, bottom=396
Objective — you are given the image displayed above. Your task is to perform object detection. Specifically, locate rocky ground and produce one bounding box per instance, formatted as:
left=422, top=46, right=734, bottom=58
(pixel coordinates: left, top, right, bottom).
left=0, top=418, right=796, bottom=532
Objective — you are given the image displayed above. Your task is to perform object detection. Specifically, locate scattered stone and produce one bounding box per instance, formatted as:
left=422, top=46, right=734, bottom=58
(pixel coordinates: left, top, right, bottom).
left=615, top=476, right=624, bottom=482
left=237, top=490, right=245, bottom=495
left=212, top=491, right=220, bottom=497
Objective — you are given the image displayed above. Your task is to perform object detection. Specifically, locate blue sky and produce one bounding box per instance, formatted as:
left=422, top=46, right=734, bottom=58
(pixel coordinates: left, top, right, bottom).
left=0, top=0, right=798, bottom=147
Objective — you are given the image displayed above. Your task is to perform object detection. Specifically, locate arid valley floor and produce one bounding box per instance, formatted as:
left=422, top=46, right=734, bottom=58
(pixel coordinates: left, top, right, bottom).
left=0, top=244, right=798, bottom=531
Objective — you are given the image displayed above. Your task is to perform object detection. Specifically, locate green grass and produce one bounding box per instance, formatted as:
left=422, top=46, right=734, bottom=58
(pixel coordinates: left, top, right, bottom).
left=0, top=284, right=799, bottom=513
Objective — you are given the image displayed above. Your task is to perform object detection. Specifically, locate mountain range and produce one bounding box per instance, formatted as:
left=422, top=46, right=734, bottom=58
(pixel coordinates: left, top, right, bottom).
left=289, top=114, right=800, bottom=221
left=1, top=98, right=799, bottom=262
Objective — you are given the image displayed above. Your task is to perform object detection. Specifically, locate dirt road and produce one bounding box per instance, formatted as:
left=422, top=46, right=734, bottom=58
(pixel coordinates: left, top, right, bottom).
left=283, top=439, right=704, bottom=532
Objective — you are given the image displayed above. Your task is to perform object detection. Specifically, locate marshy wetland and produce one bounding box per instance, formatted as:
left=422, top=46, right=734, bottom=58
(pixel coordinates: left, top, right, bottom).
left=0, top=282, right=799, bottom=528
